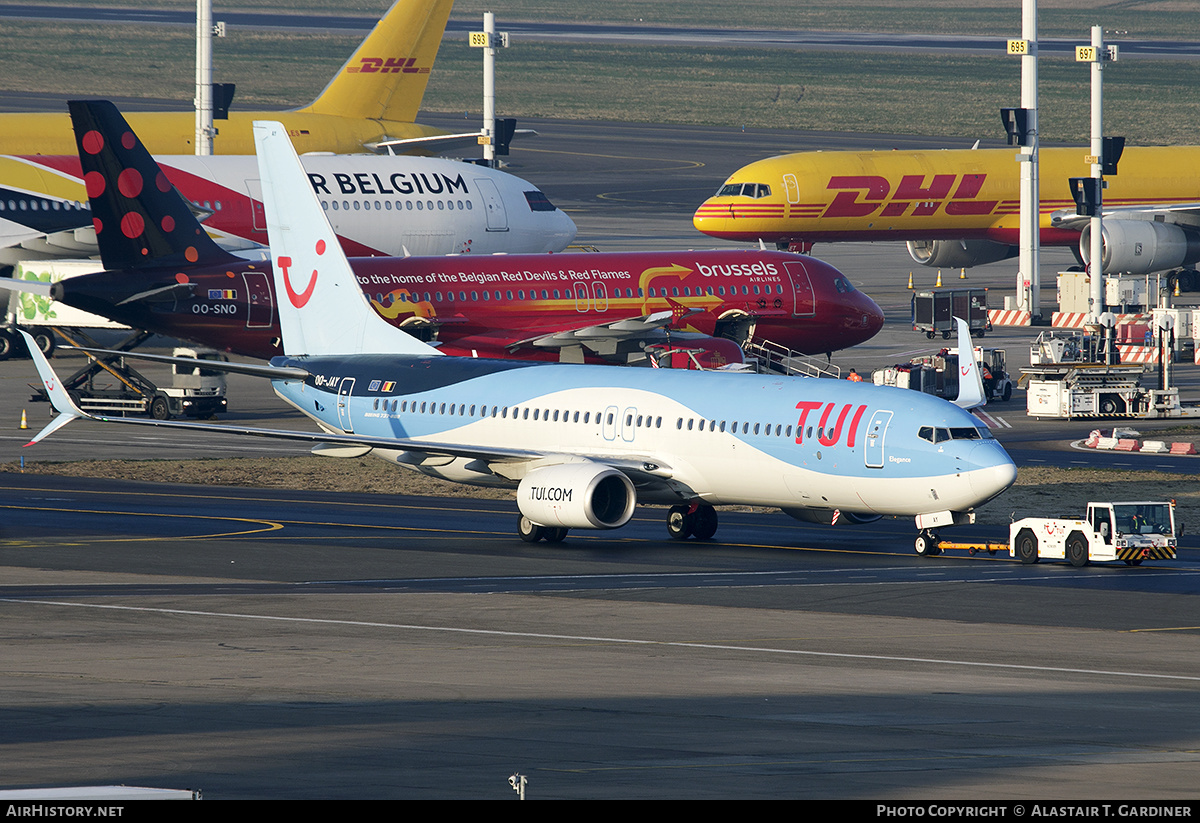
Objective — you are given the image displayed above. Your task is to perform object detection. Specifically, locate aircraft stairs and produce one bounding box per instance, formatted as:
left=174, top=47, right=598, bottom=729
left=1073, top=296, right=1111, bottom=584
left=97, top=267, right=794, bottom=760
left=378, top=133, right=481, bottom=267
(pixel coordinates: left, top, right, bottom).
left=28, top=327, right=168, bottom=417
left=743, top=339, right=841, bottom=379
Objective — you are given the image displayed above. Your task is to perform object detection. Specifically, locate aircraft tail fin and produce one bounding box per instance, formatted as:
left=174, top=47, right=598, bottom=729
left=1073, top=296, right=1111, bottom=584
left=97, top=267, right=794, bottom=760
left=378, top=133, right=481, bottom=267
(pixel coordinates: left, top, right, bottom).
left=299, top=0, right=454, bottom=125
left=952, top=316, right=986, bottom=410
left=253, top=119, right=441, bottom=358
left=67, top=100, right=237, bottom=271
left=19, top=330, right=87, bottom=445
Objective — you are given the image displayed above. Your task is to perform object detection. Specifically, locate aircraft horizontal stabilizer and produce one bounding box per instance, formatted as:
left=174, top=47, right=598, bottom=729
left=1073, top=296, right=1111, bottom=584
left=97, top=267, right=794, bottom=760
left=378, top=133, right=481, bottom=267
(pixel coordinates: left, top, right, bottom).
left=369, top=129, right=538, bottom=155
left=73, top=347, right=311, bottom=381
left=0, top=277, right=52, bottom=297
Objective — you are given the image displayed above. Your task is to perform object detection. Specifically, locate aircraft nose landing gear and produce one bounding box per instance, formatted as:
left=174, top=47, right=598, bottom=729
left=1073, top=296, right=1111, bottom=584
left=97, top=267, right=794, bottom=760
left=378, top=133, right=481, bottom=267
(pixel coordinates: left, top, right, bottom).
left=914, top=530, right=941, bottom=556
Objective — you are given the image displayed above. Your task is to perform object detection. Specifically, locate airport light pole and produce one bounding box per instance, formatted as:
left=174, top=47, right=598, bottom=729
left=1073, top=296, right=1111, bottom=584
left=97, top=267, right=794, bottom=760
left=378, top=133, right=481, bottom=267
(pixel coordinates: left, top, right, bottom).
left=470, top=13, right=509, bottom=168
left=1076, top=27, right=1119, bottom=326
left=194, top=0, right=226, bottom=155
left=1006, top=0, right=1041, bottom=321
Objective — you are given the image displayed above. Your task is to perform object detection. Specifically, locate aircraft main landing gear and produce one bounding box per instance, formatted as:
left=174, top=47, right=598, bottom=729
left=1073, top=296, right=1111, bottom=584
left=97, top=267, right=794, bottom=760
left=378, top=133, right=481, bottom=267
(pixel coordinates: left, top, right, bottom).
left=666, top=504, right=718, bottom=541
left=518, top=516, right=568, bottom=544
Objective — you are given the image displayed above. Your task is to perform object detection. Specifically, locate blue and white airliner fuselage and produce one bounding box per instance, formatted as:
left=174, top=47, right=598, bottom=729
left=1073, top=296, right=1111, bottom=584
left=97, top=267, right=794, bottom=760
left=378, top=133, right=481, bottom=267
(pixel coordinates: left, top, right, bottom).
left=270, top=351, right=1014, bottom=521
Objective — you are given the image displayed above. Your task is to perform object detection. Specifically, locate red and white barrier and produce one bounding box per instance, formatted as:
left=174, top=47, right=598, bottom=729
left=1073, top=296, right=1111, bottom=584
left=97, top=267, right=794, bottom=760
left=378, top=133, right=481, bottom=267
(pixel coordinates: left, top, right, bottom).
left=1051, top=312, right=1089, bottom=328
left=1051, top=312, right=1148, bottom=329
left=1082, top=432, right=1197, bottom=456
left=1116, top=344, right=1161, bottom=364
left=988, top=309, right=1030, bottom=327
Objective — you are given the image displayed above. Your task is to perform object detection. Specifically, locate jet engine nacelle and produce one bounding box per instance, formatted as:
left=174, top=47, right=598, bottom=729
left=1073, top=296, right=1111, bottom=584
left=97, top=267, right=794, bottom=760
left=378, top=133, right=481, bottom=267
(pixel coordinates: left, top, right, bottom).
left=780, top=507, right=881, bottom=526
left=907, top=239, right=1018, bottom=269
left=516, top=463, right=636, bottom=530
left=1081, top=219, right=1200, bottom=275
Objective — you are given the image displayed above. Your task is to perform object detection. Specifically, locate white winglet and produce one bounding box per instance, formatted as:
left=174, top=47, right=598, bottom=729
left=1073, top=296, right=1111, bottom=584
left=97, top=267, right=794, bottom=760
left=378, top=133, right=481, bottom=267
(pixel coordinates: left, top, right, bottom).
left=251, top=119, right=439, bottom=358
left=952, top=317, right=986, bottom=410
left=19, top=330, right=87, bottom=446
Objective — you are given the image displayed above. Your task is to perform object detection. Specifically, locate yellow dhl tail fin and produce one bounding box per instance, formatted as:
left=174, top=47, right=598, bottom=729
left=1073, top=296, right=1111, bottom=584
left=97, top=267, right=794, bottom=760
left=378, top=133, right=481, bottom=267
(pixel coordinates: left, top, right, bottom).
left=299, top=0, right=454, bottom=124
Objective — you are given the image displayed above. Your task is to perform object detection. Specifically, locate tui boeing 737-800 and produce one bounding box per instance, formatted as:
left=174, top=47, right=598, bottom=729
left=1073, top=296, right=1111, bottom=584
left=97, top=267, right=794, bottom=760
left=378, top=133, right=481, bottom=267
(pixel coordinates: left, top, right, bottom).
left=22, top=117, right=1016, bottom=548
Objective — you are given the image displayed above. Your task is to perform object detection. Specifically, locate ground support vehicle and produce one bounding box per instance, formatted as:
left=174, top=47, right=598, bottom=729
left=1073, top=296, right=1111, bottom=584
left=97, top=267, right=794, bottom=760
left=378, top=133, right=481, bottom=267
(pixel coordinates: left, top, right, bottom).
left=31, top=333, right=228, bottom=419
left=911, top=288, right=991, bottom=339
left=1010, top=502, right=1177, bottom=566
left=8, top=261, right=229, bottom=418
left=1023, top=362, right=1179, bottom=419
left=874, top=347, right=1012, bottom=402
left=918, top=502, right=1178, bottom=566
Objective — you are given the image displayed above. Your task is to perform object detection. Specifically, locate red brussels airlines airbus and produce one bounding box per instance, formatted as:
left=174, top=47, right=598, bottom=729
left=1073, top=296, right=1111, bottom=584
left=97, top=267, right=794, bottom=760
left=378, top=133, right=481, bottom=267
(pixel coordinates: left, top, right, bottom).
left=21, top=102, right=883, bottom=368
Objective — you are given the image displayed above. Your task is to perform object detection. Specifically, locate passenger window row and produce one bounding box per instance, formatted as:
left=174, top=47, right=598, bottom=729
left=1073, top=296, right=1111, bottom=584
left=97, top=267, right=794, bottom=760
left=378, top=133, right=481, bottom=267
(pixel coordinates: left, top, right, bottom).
left=322, top=199, right=472, bottom=212
left=0, top=198, right=88, bottom=212
left=377, top=283, right=779, bottom=305
left=678, top=417, right=796, bottom=439
left=362, top=398, right=823, bottom=443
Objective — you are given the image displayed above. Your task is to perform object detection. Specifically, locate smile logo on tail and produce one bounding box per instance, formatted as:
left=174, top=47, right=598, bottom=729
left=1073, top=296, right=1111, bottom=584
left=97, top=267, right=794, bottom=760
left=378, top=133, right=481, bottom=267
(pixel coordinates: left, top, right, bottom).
left=278, top=240, right=325, bottom=308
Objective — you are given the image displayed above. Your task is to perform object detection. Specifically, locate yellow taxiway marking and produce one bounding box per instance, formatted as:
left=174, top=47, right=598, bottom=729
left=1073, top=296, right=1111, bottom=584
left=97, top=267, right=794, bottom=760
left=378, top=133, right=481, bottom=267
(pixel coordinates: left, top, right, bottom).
left=0, top=503, right=282, bottom=541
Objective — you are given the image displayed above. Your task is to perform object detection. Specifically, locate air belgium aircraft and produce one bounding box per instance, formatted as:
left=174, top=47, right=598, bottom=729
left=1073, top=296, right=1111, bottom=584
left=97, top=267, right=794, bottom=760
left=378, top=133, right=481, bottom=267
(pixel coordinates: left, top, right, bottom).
left=694, top=146, right=1200, bottom=276
left=22, top=119, right=1017, bottom=548
left=0, top=0, right=460, bottom=156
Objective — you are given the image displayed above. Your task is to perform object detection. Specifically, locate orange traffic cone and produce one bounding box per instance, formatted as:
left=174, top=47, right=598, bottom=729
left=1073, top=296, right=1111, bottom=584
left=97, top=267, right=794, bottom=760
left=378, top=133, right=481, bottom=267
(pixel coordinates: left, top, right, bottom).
left=935, top=270, right=943, bottom=288
left=959, top=267, right=967, bottom=280
left=907, top=272, right=913, bottom=289
left=20, top=409, right=27, bottom=430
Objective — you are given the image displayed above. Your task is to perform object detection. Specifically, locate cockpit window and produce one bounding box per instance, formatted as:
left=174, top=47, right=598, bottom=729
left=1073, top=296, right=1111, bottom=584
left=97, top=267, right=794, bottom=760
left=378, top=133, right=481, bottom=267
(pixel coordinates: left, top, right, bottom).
left=833, top=277, right=856, bottom=294
left=524, top=190, right=558, bottom=212
left=919, top=426, right=992, bottom=443
left=716, top=183, right=771, bottom=198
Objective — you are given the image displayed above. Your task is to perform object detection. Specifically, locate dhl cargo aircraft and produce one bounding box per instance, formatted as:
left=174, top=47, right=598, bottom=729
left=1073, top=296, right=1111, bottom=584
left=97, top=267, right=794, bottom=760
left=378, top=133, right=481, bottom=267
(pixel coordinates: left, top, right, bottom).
left=0, top=150, right=577, bottom=266
left=21, top=118, right=1015, bottom=547
left=694, top=146, right=1200, bottom=276
left=0, top=0, right=463, bottom=156
left=13, top=102, right=883, bottom=369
